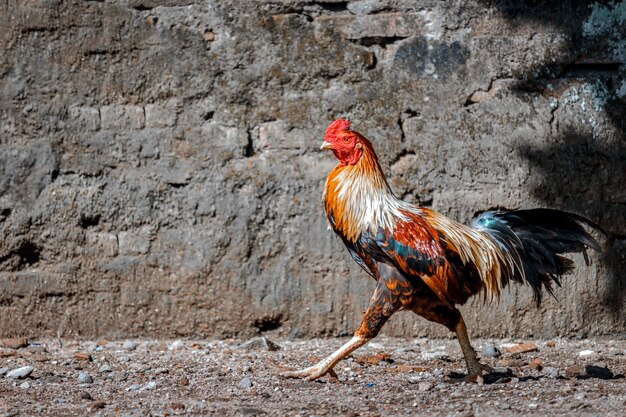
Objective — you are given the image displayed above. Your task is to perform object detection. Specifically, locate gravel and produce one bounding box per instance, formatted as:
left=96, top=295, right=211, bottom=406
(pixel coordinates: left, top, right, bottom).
left=0, top=338, right=624, bottom=416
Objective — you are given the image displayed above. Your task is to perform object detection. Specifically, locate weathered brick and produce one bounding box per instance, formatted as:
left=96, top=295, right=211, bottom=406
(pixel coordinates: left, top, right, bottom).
left=258, top=120, right=316, bottom=151
left=145, top=101, right=178, bottom=128
left=68, top=106, right=100, bottom=131
left=101, top=105, right=145, bottom=130
left=118, top=226, right=153, bottom=256
left=86, top=232, right=118, bottom=257
left=315, top=13, right=423, bottom=39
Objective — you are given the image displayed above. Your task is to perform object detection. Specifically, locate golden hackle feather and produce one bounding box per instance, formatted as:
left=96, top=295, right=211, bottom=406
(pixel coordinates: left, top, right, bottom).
left=323, top=132, right=522, bottom=303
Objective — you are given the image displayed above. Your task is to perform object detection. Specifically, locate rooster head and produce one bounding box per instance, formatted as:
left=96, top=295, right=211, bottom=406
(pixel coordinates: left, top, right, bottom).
left=321, top=118, right=364, bottom=166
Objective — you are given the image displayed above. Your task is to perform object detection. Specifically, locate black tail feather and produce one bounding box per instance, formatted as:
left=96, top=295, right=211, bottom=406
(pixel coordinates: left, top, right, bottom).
left=472, top=208, right=604, bottom=305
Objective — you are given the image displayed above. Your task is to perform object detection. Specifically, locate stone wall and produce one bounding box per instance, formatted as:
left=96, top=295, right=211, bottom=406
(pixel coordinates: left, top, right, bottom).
left=0, top=0, right=624, bottom=339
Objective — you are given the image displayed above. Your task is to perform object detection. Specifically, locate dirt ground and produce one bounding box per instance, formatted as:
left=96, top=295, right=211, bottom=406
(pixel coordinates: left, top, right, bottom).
left=1, top=336, right=625, bottom=416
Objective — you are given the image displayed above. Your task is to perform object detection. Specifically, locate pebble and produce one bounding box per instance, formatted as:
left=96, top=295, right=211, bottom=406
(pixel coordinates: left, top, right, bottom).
left=433, top=368, right=445, bottom=377
left=77, top=372, right=93, bottom=384
left=491, top=366, right=512, bottom=375
left=499, top=402, right=512, bottom=410
left=529, top=358, right=543, bottom=371
left=6, top=366, right=34, bottom=379
left=578, top=350, right=595, bottom=357
left=481, top=343, right=501, bottom=358
left=145, top=381, right=157, bottom=390
left=505, top=342, right=538, bottom=354
left=0, top=367, right=8, bottom=376
left=585, top=364, right=613, bottom=380
left=73, top=352, right=91, bottom=362
left=237, top=337, right=281, bottom=352
left=99, top=364, right=113, bottom=373
left=20, top=381, right=31, bottom=389
left=565, top=364, right=584, bottom=378
left=168, top=340, right=186, bottom=351
left=126, top=384, right=141, bottom=391
left=90, top=401, right=106, bottom=410
left=542, top=366, right=561, bottom=378
left=0, top=337, right=29, bottom=349
left=239, top=377, right=253, bottom=388
left=418, top=382, right=433, bottom=392
left=80, top=391, right=92, bottom=400
left=123, top=341, right=138, bottom=351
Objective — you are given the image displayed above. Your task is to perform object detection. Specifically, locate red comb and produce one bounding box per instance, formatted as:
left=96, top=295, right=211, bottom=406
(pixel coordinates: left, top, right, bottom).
left=325, top=118, right=351, bottom=141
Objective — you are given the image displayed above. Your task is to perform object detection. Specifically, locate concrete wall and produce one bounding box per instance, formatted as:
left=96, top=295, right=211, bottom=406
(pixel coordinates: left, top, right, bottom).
left=1, top=0, right=624, bottom=339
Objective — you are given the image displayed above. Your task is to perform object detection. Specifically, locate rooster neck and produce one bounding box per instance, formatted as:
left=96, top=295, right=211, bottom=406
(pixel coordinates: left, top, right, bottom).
left=323, top=145, right=419, bottom=242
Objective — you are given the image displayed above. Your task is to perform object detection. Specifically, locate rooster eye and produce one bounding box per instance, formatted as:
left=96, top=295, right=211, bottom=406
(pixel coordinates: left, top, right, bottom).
left=344, top=138, right=350, bottom=142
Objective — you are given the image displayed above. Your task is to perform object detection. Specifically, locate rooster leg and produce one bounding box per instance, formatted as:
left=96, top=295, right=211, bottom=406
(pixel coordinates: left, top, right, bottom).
left=280, top=335, right=369, bottom=381
left=454, top=317, right=492, bottom=382
left=281, top=280, right=400, bottom=381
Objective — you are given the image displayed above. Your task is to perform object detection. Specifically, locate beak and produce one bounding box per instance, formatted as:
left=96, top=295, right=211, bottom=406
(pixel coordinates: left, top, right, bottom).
left=320, top=141, right=333, bottom=151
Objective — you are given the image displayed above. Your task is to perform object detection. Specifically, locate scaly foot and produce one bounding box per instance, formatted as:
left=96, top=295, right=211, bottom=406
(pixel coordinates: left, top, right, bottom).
left=462, top=362, right=493, bottom=383
left=280, top=362, right=338, bottom=381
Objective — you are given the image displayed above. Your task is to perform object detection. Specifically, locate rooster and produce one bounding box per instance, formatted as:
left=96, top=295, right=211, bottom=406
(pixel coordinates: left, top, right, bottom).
left=282, top=118, right=603, bottom=382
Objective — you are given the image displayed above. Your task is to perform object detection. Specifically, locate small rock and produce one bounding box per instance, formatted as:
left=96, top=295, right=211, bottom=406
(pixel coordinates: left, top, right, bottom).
left=434, top=383, right=446, bottom=390
left=77, top=372, right=93, bottom=384
left=171, top=402, right=185, bottom=411
left=99, top=364, right=113, bottom=373
left=578, top=350, right=595, bottom=357
left=80, top=391, right=92, bottom=400
left=168, top=340, right=186, bottom=351
left=123, top=340, right=138, bottom=351
left=574, top=392, right=585, bottom=401
left=239, top=377, right=253, bottom=388
left=346, top=0, right=386, bottom=15
left=565, top=364, right=584, bottom=378
left=145, top=381, right=157, bottom=390
left=418, top=382, right=433, bottom=392
left=237, top=337, right=281, bottom=352
left=505, top=342, right=538, bottom=354
left=90, top=401, right=106, bottom=410
left=433, top=368, right=445, bottom=377
left=491, top=366, right=512, bottom=375
left=6, top=366, right=34, bottom=379
left=155, top=368, right=169, bottom=374
left=126, top=384, right=141, bottom=391
left=31, top=354, right=49, bottom=362
left=481, top=343, right=501, bottom=358
left=0, top=337, right=28, bottom=349
left=73, top=352, right=91, bottom=362
left=20, top=381, right=31, bottom=389
left=585, top=365, right=614, bottom=380
left=542, top=366, right=561, bottom=378
left=529, top=358, right=543, bottom=371
left=499, top=402, right=512, bottom=410
left=510, top=377, right=520, bottom=384
left=545, top=341, right=556, bottom=348
left=0, top=367, right=8, bottom=376
left=528, top=403, right=539, bottom=409
left=179, top=376, right=190, bottom=386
